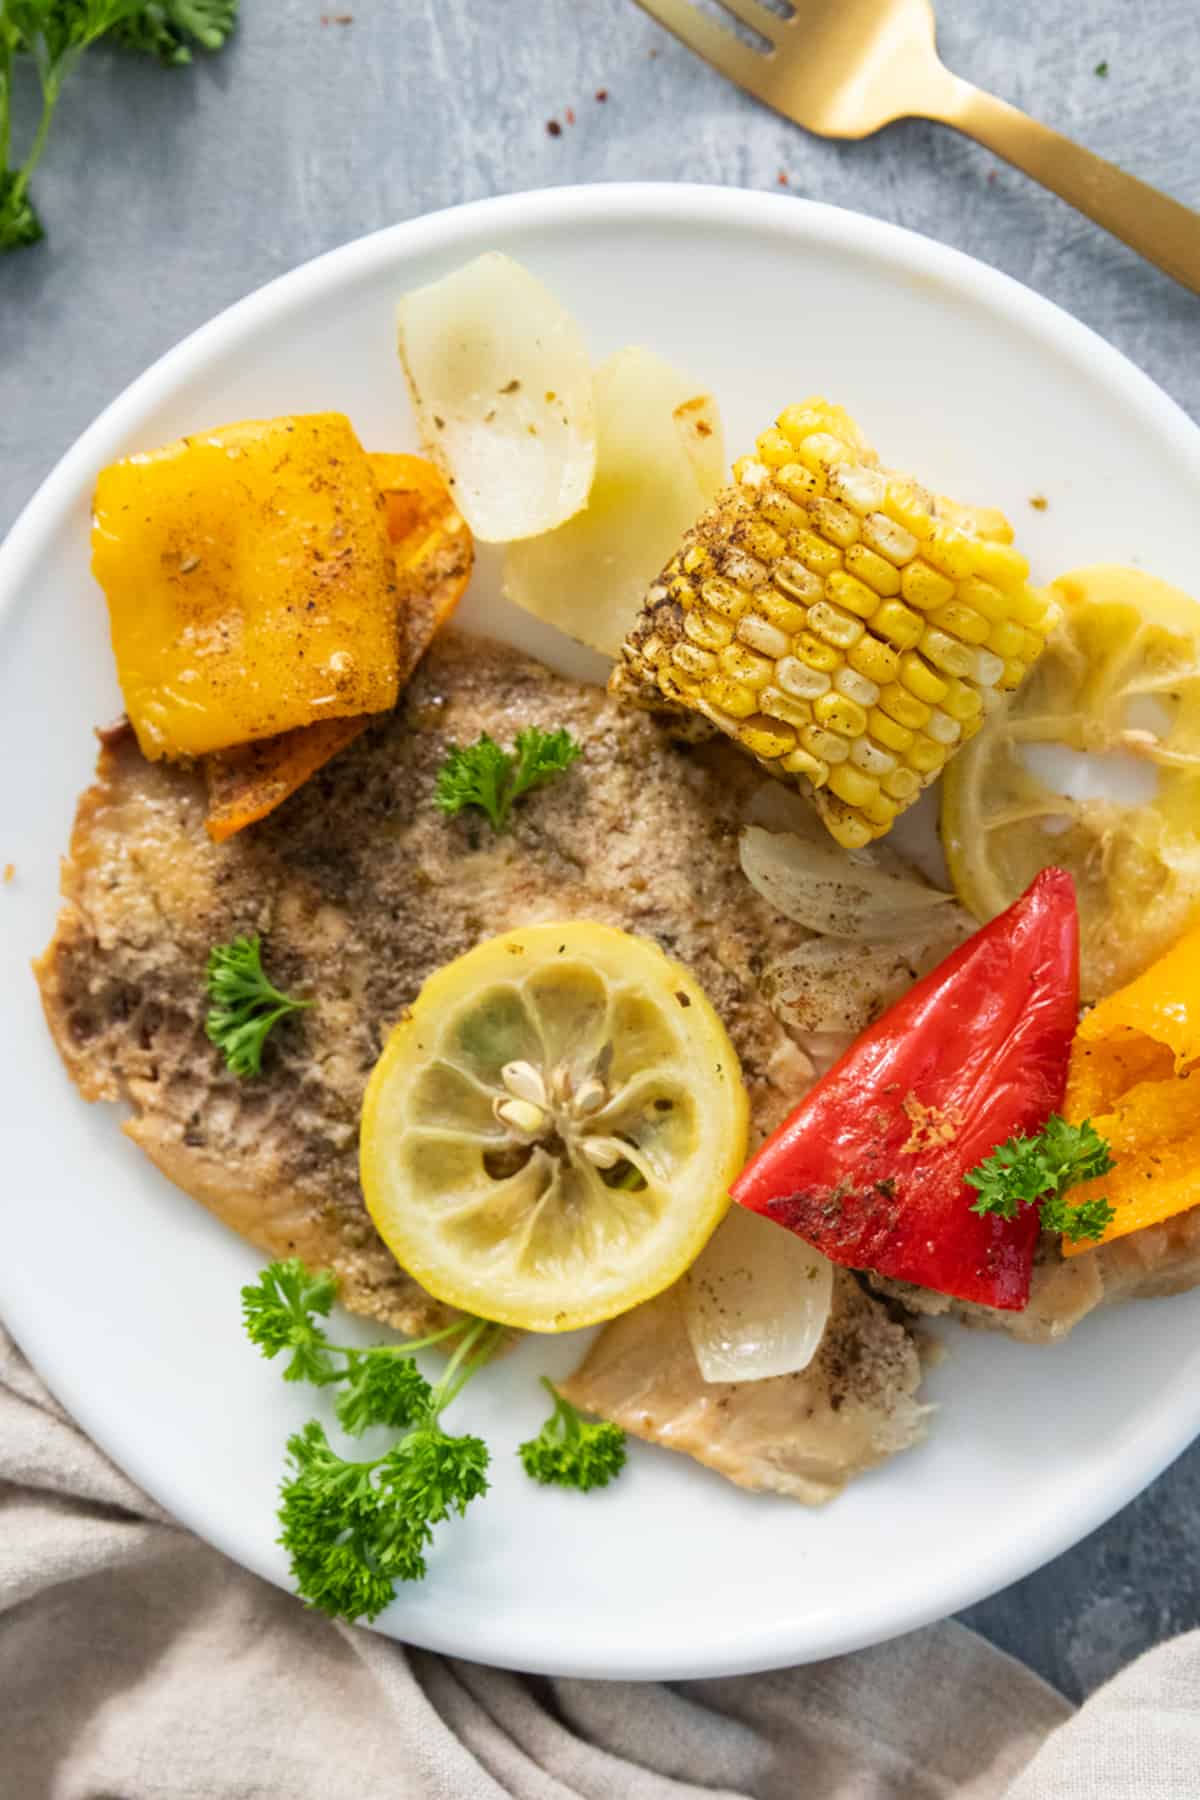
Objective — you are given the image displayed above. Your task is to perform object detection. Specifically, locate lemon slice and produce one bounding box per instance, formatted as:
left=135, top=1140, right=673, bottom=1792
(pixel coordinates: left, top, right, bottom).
left=942, top=565, right=1200, bottom=1000
left=360, top=922, right=749, bottom=1331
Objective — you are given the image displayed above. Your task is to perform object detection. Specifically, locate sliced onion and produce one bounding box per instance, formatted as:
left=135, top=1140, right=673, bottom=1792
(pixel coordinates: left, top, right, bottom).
left=684, top=1205, right=833, bottom=1383
left=397, top=253, right=596, bottom=542
left=762, top=913, right=973, bottom=1040
left=503, top=347, right=724, bottom=657
left=739, top=824, right=956, bottom=939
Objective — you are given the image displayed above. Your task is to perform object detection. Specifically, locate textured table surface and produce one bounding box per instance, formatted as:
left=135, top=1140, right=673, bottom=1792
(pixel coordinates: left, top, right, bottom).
left=2, top=0, right=1198, bottom=1702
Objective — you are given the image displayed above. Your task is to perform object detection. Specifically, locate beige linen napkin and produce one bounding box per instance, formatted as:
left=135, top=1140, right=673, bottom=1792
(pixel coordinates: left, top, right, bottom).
left=1, top=1322, right=1194, bottom=1800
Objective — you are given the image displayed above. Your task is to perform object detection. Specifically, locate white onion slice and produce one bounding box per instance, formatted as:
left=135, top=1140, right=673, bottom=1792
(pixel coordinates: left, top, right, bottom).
left=503, top=347, right=724, bottom=657
left=684, top=1206, right=833, bottom=1384
left=762, top=914, right=973, bottom=1040
left=739, top=824, right=956, bottom=939
left=397, top=252, right=596, bottom=542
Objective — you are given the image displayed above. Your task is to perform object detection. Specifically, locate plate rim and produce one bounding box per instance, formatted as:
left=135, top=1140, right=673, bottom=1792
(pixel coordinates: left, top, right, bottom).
left=4, top=182, right=1200, bottom=1679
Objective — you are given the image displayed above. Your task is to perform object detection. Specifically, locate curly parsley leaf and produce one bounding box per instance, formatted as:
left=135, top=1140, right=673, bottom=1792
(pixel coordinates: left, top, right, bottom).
left=519, top=1377, right=627, bottom=1492
left=205, top=934, right=311, bottom=1078
left=434, top=727, right=581, bottom=833
left=966, top=1115, right=1115, bottom=1243
left=241, top=1259, right=338, bottom=1384
left=110, top=0, right=238, bottom=65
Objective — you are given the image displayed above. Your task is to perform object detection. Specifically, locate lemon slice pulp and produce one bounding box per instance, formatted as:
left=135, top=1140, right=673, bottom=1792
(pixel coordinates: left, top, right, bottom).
left=360, top=922, right=749, bottom=1331
left=942, top=566, right=1200, bottom=1000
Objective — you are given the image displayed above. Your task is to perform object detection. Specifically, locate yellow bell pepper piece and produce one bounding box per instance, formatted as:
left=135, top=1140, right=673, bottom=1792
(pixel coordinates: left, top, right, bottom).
left=1063, top=919, right=1200, bottom=1253
left=92, top=413, right=399, bottom=759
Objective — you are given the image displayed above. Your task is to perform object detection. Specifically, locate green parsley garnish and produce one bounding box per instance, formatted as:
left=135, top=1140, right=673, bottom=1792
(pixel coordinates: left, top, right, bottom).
left=1, top=2, right=238, bottom=254
left=518, top=1377, right=627, bottom=1491
left=434, top=727, right=581, bottom=833
left=243, top=1260, right=504, bottom=1623
left=205, top=935, right=311, bottom=1078
left=965, top=1114, right=1116, bottom=1244
left=1094, top=59, right=1109, bottom=77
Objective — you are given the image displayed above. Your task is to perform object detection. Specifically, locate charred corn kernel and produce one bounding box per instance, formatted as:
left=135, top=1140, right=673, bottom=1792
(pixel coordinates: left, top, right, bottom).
left=796, top=631, right=842, bottom=673
left=850, top=736, right=896, bottom=777
left=906, top=734, right=947, bottom=775
left=684, top=610, right=733, bottom=651
left=809, top=498, right=861, bottom=549
left=802, top=724, right=851, bottom=765
left=920, top=627, right=976, bottom=679
left=756, top=428, right=796, bottom=468
left=848, top=636, right=900, bottom=685
left=883, top=764, right=921, bottom=802
left=777, top=656, right=833, bottom=700
left=825, top=569, right=879, bottom=620
left=759, top=686, right=814, bottom=729
left=814, top=691, right=869, bottom=739
left=739, top=716, right=797, bottom=759
left=671, top=643, right=717, bottom=681
left=719, top=644, right=773, bottom=687
left=781, top=746, right=829, bottom=785
left=897, top=651, right=948, bottom=706
left=984, top=618, right=1027, bottom=659
left=808, top=600, right=866, bottom=650
left=931, top=600, right=991, bottom=645
left=868, top=707, right=915, bottom=754
left=615, top=398, right=1046, bottom=847
left=878, top=682, right=931, bottom=732
left=845, top=542, right=901, bottom=597
left=828, top=763, right=882, bottom=810
left=834, top=665, right=880, bottom=707
left=736, top=615, right=792, bottom=659
left=872, top=600, right=925, bottom=651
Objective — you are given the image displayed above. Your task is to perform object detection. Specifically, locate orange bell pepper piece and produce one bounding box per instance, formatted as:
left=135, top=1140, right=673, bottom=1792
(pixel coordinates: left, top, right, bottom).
left=1062, top=920, right=1200, bottom=1253
left=204, top=454, right=472, bottom=842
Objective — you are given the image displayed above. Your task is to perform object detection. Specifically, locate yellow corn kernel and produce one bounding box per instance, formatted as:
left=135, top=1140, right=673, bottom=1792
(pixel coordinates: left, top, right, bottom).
left=1000, top=659, right=1027, bottom=691
left=872, top=600, right=925, bottom=651
left=827, top=462, right=887, bottom=516
left=825, top=569, right=880, bottom=619
left=1011, top=588, right=1056, bottom=630
left=701, top=577, right=751, bottom=620
left=847, top=635, right=900, bottom=684
left=861, top=509, right=920, bottom=568
left=882, top=764, right=921, bottom=802
left=738, top=716, right=797, bottom=759
left=684, top=609, right=733, bottom=651
left=777, top=404, right=839, bottom=445
left=759, top=686, right=814, bottom=729
left=816, top=797, right=876, bottom=849
left=957, top=576, right=1011, bottom=623
left=985, top=618, right=1026, bottom=659
left=974, top=539, right=1030, bottom=590
left=814, top=691, right=869, bottom=739
left=736, top=614, right=792, bottom=659
left=702, top=676, right=759, bottom=719
left=905, top=734, right=947, bottom=775
left=919, top=627, right=976, bottom=680
left=828, top=763, right=882, bottom=810
left=780, top=746, right=829, bottom=786
left=850, top=736, right=896, bottom=777
left=882, top=481, right=934, bottom=542
left=868, top=708, right=915, bottom=753
left=719, top=644, right=773, bottom=688
left=775, top=462, right=824, bottom=504
left=900, top=559, right=956, bottom=611
left=1020, top=628, right=1045, bottom=663
left=795, top=631, right=842, bottom=674
left=669, top=576, right=694, bottom=607
left=791, top=532, right=843, bottom=578
left=802, top=724, right=851, bottom=765
left=808, top=600, right=865, bottom=650
left=923, top=524, right=976, bottom=581
left=757, top=586, right=810, bottom=632
left=834, top=665, right=880, bottom=707
left=861, top=788, right=901, bottom=829
left=809, top=498, right=861, bottom=549
left=777, top=656, right=833, bottom=700
left=796, top=432, right=851, bottom=476
left=732, top=455, right=767, bottom=489
left=878, top=682, right=931, bottom=732
left=897, top=650, right=949, bottom=706
left=960, top=713, right=984, bottom=742
left=755, top=428, right=796, bottom=468
left=758, top=489, right=809, bottom=536
left=670, top=643, right=717, bottom=681
left=926, top=707, right=962, bottom=747
left=773, top=559, right=824, bottom=605
left=931, top=600, right=991, bottom=645
left=844, top=542, right=901, bottom=597
left=972, top=647, right=1007, bottom=688
left=743, top=519, right=787, bottom=562
left=939, top=677, right=983, bottom=723
left=681, top=544, right=710, bottom=576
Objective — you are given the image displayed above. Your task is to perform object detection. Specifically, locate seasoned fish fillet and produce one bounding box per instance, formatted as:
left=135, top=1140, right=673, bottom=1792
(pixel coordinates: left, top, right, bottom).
left=560, top=1267, right=927, bottom=1503
left=36, top=631, right=817, bottom=1338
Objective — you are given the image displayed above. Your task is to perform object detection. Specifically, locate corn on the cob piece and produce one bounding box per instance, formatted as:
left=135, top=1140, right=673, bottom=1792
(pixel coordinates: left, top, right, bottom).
left=612, top=399, right=1057, bottom=848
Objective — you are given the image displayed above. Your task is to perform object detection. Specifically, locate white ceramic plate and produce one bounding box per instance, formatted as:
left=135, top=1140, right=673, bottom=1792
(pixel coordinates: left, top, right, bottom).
left=3, top=185, right=1200, bottom=1681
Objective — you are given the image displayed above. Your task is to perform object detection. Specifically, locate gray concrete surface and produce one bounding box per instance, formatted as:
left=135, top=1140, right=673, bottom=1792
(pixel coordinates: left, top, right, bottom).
left=2, top=0, right=1198, bottom=1702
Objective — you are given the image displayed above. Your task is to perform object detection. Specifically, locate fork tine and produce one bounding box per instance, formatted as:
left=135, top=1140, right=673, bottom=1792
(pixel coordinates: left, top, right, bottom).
left=709, top=0, right=786, bottom=44
left=631, top=0, right=774, bottom=94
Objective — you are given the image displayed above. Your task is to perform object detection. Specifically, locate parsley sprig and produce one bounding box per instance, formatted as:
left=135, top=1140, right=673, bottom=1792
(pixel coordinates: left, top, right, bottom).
left=205, top=935, right=311, bottom=1078
left=519, top=1377, right=627, bottom=1491
left=966, top=1115, right=1116, bottom=1244
left=434, top=727, right=581, bottom=833
left=243, top=1260, right=504, bottom=1623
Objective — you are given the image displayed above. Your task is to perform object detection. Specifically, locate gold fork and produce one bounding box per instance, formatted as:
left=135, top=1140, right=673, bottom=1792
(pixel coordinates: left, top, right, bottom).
left=633, top=0, right=1200, bottom=296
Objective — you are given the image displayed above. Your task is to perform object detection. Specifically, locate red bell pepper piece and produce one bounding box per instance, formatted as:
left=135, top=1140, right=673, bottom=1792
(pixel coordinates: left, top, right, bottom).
left=732, top=867, right=1080, bottom=1310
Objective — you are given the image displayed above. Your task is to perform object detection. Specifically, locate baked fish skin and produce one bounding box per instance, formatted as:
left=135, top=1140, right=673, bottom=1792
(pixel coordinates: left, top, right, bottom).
left=35, top=630, right=815, bottom=1336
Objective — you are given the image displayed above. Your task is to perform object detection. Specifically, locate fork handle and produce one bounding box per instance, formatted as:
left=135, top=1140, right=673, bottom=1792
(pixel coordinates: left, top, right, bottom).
left=932, top=81, right=1200, bottom=296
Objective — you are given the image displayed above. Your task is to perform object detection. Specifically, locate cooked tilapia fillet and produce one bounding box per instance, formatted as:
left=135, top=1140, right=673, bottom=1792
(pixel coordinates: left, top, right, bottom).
left=560, top=1267, right=927, bottom=1503
left=36, top=630, right=818, bottom=1339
